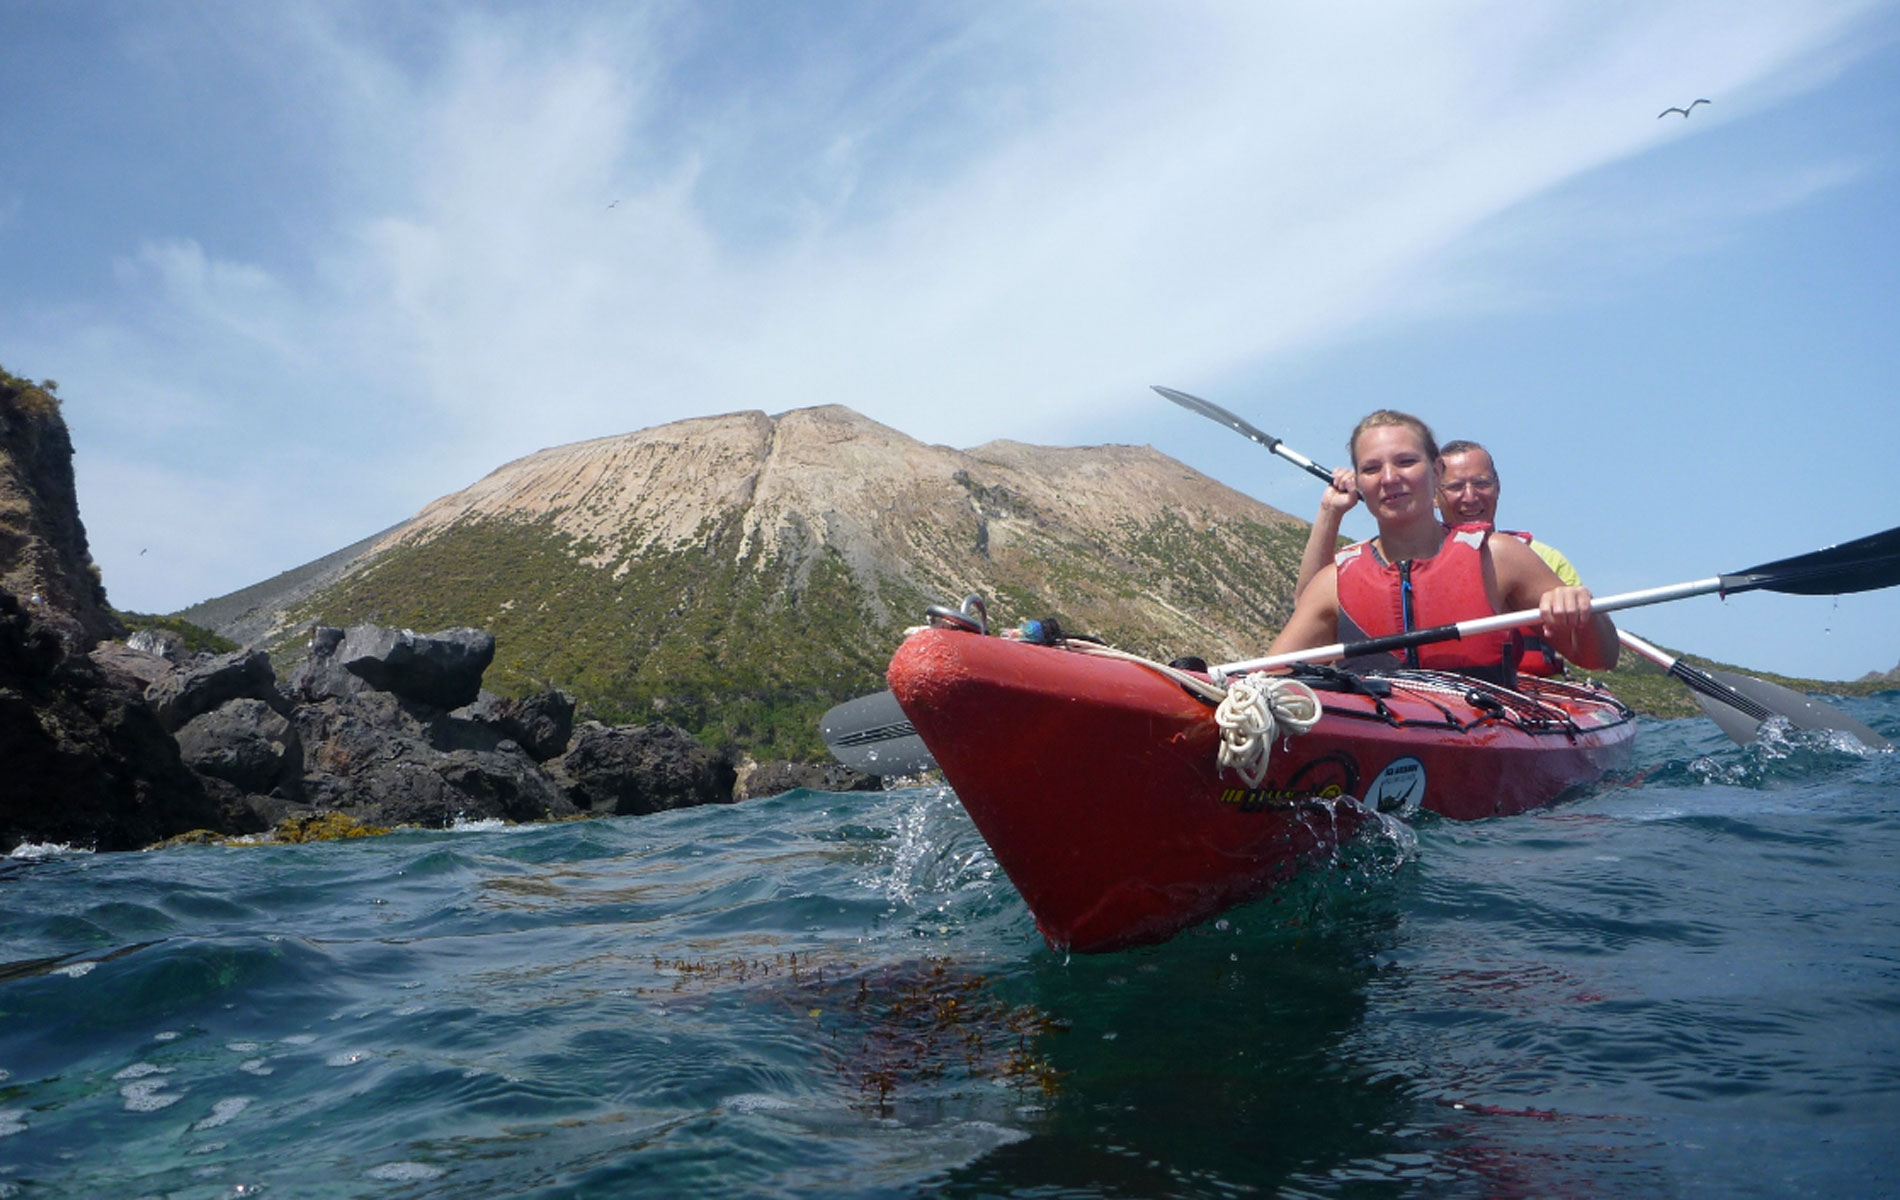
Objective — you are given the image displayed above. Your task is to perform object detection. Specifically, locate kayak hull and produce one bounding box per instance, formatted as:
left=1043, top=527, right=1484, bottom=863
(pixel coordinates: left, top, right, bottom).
left=887, top=627, right=1636, bottom=953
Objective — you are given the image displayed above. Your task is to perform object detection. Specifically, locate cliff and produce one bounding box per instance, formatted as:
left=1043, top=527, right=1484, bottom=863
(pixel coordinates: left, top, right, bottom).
left=0, top=370, right=121, bottom=648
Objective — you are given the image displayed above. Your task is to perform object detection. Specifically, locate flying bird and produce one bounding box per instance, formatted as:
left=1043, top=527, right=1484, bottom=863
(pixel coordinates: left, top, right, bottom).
left=1658, top=98, right=1711, bottom=119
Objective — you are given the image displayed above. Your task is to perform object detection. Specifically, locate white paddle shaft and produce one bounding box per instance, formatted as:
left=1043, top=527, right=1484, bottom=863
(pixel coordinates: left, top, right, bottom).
left=1215, top=577, right=1724, bottom=676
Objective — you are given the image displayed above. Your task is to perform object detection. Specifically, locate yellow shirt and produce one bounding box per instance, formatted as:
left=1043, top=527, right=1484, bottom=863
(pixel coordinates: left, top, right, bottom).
left=1530, top=540, right=1581, bottom=587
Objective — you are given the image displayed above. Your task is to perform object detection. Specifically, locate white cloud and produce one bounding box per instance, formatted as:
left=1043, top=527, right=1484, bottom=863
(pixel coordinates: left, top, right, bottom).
left=12, top=0, right=1891, bottom=614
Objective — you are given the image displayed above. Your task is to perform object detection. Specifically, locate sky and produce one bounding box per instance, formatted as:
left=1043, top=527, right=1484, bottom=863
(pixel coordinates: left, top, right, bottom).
left=3, top=0, right=1897, bottom=681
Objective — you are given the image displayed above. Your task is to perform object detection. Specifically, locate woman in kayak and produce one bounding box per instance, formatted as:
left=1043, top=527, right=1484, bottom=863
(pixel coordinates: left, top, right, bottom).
left=1266, top=410, right=1617, bottom=679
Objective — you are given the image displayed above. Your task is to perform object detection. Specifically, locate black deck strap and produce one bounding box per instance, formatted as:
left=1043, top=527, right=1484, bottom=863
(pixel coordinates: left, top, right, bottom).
left=1286, top=663, right=1399, bottom=725
left=1459, top=674, right=1582, bottom=734
left=1288, top=662, right=1394, bottom=697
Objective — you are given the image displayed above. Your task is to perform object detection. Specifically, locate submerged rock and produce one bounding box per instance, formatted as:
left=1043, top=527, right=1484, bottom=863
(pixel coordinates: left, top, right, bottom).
left=735, top=759, right=882, bottom=799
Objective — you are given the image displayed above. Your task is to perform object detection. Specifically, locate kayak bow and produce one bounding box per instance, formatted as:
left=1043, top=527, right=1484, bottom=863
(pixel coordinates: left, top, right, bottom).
left=889, top=625, right=1635, bottom=953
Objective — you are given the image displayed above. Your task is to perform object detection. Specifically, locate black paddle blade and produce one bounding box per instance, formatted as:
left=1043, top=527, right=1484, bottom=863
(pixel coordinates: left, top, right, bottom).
left=1720, top=525, right=1900, bottom=597
left=1152, top=386, right=1282, bottom=451
left=1152, top=385, right=1337, bottom=484
left=1674, top=659, right=1892, bottom=750
left=1699, top=665, right=1892, bottom=751
left=1691, top=687, right=1775, bottom=746
left=819, top=690, right=939, bottom=774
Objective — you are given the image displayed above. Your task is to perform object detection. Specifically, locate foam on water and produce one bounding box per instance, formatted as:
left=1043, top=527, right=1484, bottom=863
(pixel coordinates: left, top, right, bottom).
left=190, top=1096, right=253, bottom=1130
left=724, top=1091, right=797, bottom=1113
left=4, top=841, right=90, bottom=861
left=119, top=1078, right=183, bottom=1113
left=364, top=1162, right=445, bottom=1182
left=446, top=816, right=512, bottom=833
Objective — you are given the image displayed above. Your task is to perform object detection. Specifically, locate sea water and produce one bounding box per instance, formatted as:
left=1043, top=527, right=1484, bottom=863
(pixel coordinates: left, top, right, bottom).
left=2, top=694, right=1897, bottom=1198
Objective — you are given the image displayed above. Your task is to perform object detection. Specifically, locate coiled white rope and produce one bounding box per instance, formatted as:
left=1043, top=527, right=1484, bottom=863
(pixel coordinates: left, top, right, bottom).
left=1213, top=675, right=1323, bottom=788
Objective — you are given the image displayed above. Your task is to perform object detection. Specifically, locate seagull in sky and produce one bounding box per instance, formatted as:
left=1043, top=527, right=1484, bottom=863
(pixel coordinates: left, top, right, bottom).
left=1658, top=98, right=1711, bottom=119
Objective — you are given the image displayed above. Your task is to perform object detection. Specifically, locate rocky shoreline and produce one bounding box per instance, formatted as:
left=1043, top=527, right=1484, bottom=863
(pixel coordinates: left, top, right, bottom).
left=2, top=598, right=881, bottom=854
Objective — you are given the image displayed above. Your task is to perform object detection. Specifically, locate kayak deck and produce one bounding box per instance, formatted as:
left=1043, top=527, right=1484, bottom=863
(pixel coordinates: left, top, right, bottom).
left=888, top=626, right=1636, bottom=953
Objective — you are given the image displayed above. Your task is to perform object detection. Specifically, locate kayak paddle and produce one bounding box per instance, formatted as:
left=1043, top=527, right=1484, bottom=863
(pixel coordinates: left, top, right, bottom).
left=819, top=689, right=938, bottom=774
left=1152, top=385, right=1337, bottom=485
left=1212, top=524, right=1900, bottom=677
left=1157, top=384, right=1895, bottom=750
left=1615, top=629, right=1891, bottom=750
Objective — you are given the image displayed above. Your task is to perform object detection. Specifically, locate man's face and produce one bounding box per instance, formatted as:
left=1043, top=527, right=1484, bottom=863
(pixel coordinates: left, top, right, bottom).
left=1437, top=449, right=1499, bottom=525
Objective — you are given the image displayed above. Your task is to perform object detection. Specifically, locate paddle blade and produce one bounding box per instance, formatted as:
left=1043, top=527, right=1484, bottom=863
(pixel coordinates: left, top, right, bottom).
left=1152, top=386, right=1279, bottom=449
left=1152, top=385, right=1337, bottom=484
left=819, top=690, right=939, bottom=774
left=1698, top=665, right=1892, bottom=751
left=1720, top=525, right=1900, bottom=597
left=1690, top=687, right=1776, bottom=746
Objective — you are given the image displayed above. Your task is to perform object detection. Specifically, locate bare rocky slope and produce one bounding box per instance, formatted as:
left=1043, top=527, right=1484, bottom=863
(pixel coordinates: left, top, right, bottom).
left=182, top=405, right=1313, bottom=758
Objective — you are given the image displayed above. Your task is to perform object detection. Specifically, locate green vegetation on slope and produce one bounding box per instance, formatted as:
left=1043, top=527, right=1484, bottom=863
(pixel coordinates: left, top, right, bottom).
left=274, top=515, right=935, bottom=760
left=0, top=367, right=62, bottom=419
left=115, top=611, right=240, bottom=656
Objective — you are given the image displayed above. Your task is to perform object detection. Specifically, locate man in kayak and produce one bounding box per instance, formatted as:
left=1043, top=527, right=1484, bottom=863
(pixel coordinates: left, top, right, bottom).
left=1434, top=439, right=1582, bottom=676
left=1270, top=411, right=1617, bottom=679
left=1437, top=439, right=1579, bottom=586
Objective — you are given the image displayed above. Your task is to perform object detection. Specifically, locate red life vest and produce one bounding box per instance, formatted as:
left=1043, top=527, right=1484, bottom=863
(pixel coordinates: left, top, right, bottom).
left=1334, top=523, right=1518, bottom=676
left=1497, top=528, right=1565, bottom=677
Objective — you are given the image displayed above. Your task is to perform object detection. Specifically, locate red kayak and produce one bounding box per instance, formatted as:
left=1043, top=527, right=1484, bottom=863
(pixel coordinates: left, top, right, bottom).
left=888, top=625, right=1636, bottom=953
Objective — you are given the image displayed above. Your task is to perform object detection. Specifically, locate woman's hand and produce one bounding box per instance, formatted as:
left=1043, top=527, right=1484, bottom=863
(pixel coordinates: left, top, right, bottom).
left=1319, top=466, right=1359, bottom=517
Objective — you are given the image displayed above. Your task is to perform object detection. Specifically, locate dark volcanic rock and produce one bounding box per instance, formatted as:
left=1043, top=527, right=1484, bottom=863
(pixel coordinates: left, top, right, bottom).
left=146, top=648, right=282, bottom=732
left=290, top=690, right=576, bottom=828
left=0, top=587, right=223, bottom=851
left=298, top=760, right=462, bottom=829
left=435, top=749, right=577, bottom=824
left=458, top=689, right=576, bottom=761
left=334, top=624, right=494, bottom=710
left=294, top=690, right=433, bottom=776
left=286, top=625, right=366, bottom=702
left=175, top=698, right=302, bottom=797
left=552, top=721, right=737, bottom=816
left=88, top=640, right=175, bottom=688
left=736, top=759, right=882, bottom=799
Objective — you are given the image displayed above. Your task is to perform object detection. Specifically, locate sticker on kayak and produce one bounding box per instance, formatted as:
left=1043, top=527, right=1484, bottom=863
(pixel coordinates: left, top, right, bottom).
left=1216, top=751, right=1359, bottom=813
left=1218, top=783, right=1347, bottom=813
left=1367, top=756, right=1426, bottom=816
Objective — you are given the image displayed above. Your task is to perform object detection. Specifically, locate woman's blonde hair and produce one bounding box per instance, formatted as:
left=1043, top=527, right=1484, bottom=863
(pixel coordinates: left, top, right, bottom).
left=1348, top=410, right=1440, bottom=468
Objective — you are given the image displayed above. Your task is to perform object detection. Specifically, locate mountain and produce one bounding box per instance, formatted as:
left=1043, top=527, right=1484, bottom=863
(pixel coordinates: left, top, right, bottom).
left=181, top=405, right=1313, bottom=759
